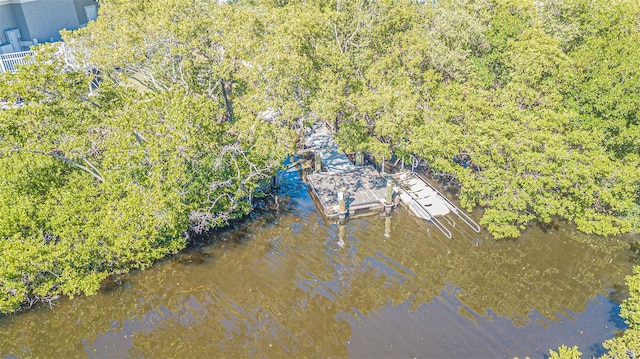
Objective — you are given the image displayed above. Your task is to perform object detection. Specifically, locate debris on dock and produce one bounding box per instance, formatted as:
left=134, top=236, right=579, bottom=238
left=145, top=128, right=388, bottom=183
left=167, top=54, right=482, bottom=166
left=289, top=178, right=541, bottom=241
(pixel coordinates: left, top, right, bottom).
left=305, top=121, right=357, bottom=173
left=307, top=166, right=389, bottom=217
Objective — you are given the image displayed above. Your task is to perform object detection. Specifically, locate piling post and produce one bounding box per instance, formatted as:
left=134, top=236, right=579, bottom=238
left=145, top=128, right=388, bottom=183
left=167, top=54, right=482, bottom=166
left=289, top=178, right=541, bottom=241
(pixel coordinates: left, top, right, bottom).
left=338, top=187, right=347, bottom=219
left=355, top=151, right=363, bottom=166
left=384, top=181, right=393, bottom=215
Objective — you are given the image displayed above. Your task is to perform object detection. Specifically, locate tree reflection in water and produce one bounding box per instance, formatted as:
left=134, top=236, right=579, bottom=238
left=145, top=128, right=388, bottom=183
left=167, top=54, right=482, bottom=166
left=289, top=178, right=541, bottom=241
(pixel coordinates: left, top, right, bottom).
left=0, top=194, right=633, bottom=358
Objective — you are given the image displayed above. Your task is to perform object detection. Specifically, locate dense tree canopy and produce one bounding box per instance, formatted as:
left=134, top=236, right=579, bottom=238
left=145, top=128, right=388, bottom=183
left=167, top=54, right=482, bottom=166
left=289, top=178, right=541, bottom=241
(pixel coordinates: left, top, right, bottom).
left=309, top=0, right=639, bottom=238
left=0, top=0, right=638, bottom=315
left=600, top=267, right=640, bottom=358
left=0, top=1, right=301, bottom=313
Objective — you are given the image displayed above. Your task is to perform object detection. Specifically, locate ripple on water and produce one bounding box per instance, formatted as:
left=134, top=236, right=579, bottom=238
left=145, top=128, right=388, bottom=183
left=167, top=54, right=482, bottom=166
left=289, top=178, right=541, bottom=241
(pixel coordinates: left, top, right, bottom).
left=0, top=176, right=635, bottom=358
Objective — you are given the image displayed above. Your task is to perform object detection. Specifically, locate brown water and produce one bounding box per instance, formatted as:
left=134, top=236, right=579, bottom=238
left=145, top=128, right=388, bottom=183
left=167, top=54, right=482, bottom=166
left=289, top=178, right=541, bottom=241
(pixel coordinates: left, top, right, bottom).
left=0, top=168, right=635, bottom=358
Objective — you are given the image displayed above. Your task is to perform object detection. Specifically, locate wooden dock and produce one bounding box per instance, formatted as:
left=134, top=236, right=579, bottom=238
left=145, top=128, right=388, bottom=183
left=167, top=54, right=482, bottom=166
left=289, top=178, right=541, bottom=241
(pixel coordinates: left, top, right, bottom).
left=307, top=166, right=389, bottom=217
left=304, top=122, right=390, bottom=218
left=301, top=121, right=481, bottom=238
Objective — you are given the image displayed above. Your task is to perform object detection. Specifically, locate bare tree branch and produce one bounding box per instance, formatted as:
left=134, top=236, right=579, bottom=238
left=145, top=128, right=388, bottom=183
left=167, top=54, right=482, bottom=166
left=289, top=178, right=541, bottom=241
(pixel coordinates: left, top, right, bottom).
left=29, top=150, right=104, bottom=182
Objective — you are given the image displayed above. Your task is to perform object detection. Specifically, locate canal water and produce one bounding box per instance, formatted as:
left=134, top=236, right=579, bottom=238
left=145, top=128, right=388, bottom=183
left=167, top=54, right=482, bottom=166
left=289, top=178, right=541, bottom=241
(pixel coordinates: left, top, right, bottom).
left=0, top=168, right=635, bottom=358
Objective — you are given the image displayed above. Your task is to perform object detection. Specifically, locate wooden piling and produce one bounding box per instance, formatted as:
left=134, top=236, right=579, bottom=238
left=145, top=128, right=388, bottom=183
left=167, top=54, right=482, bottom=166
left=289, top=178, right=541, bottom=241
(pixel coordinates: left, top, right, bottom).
left=338, top=187, right=347, bottom=218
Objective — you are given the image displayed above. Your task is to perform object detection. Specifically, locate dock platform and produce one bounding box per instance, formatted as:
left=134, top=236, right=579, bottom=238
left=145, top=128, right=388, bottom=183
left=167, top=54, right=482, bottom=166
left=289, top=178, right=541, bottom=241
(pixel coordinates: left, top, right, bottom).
left=304, top=121, right=390, bottom=218
left=301, top=121, right=481, bottom=238
left=307, top=166, right=389, bottom=217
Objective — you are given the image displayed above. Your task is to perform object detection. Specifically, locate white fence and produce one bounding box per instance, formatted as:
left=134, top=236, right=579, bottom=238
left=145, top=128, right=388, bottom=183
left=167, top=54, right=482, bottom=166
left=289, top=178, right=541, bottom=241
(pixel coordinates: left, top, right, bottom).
left=0, top=51, right=35, bottom=74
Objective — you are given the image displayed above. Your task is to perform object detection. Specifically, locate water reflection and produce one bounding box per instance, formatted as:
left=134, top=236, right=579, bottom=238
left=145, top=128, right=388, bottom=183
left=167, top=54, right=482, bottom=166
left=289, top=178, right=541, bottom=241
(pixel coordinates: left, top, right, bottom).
left=384, top=215, right=391, bottom=239
left=0, top=178, right=635, bottom=358
left=337, top=221, right=346, bottom=248
left=343, top=292, right=622, bottom=358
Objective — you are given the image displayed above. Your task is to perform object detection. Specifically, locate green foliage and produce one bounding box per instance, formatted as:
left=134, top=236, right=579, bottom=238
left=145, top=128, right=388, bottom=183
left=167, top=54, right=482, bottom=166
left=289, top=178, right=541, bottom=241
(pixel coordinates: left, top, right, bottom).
left=602, top=329, right=640, bottom=359
left=0, top=63, right=190, bottom=313
left=620, top=268, right=640, bottom=330
left=550, top=345, right=582, bottom=359
left=602, top=266, right=640, bottom=358
left=308, top=0, right=640, bottom=239
left=0, top=1, right=302, bottom=314
left=2, top=0, right=640, bottom=314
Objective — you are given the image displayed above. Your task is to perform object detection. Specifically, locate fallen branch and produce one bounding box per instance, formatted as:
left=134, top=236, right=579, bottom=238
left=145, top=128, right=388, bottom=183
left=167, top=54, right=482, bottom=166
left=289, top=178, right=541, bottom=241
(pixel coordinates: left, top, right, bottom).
left=30, top=150, right=104, bottom=182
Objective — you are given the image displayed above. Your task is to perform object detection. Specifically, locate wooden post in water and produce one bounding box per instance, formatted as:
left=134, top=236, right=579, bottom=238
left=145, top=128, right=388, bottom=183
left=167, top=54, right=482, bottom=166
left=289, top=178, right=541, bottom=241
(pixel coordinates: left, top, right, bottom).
left=355, top=151, right=363, bottom=166
left=384, top=181, right=393, bottom=215
left=338, top=187, right=347, bottom=219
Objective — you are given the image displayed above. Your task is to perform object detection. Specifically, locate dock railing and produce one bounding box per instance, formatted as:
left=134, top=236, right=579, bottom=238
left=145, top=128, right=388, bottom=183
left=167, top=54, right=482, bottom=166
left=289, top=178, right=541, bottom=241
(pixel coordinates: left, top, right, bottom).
left=0, top=51, right=35, bottom=74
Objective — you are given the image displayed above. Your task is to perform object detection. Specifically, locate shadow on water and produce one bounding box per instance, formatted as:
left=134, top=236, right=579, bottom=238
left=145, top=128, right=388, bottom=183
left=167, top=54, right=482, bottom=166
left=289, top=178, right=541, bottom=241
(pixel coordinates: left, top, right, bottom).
left=0, top=163, right=638, bottom=359
left=536, top=219, right=563, bottom=234
left=627, top=238, right=640, bottom=265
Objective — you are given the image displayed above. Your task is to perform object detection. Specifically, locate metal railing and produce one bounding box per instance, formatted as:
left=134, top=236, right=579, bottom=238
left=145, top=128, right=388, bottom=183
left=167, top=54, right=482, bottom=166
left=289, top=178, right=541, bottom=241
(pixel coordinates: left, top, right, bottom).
left=0, top=51, right=36, bottom=74
left=410, top=195, right=453, bottom=239
left=413, top=171, right=481, bottom=234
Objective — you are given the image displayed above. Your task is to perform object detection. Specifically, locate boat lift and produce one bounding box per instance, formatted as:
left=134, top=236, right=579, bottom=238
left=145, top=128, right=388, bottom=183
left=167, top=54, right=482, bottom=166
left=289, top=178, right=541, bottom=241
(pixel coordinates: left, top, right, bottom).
left=391, top=168, right=481, bottom=240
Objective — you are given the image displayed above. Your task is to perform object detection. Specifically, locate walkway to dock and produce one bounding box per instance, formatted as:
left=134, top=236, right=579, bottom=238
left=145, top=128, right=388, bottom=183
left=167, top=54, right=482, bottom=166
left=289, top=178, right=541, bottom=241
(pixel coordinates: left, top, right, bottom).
left=304, top=122, right=389, bottom=218
left=305, top=122, right=357, bottom=172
